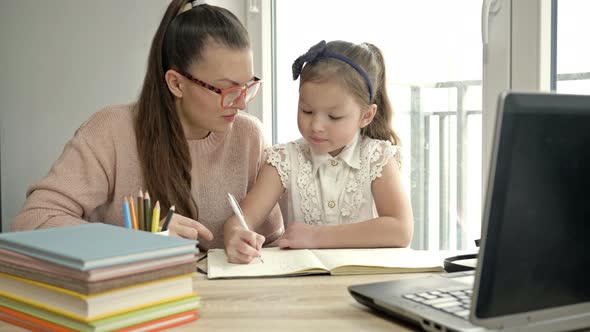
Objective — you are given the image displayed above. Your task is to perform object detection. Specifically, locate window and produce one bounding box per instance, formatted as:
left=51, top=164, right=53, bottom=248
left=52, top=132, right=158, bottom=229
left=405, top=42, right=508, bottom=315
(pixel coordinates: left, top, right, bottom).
left=274, top=0, right=484, bottom=250
left=555, top=0, right=590, bottom=94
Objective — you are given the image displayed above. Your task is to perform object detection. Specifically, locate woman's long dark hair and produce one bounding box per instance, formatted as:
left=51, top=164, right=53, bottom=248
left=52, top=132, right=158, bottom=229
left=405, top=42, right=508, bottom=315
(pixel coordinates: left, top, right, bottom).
left=134, top=0, right=250, bottom=219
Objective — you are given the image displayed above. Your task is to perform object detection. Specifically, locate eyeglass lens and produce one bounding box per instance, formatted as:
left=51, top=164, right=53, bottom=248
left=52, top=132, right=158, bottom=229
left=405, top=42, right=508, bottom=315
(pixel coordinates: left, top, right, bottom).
left=222, top=83, right=261, bottom=107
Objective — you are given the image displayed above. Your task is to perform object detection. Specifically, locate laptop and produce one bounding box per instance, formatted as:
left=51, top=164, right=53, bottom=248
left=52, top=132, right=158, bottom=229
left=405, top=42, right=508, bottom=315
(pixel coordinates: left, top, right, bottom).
left=349, top=91, right=590, bottom=332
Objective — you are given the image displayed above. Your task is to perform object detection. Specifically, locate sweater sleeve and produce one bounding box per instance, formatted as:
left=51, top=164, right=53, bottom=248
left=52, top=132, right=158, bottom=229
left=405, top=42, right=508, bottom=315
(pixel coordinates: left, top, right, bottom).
left=11, top=126, right=112, bottom=231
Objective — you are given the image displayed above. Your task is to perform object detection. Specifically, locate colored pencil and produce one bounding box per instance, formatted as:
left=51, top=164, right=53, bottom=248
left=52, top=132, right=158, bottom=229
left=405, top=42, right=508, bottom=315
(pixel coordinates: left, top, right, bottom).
left=128, top=195, right=139, bottom=230
left=122, top=197, right=132, bottom=229
left=144, top=192, right=152, bottom=232
left=151, top=201, right=160, bottom=233
left=161, top=205, right=175, bottom=231
left=137, top=189, right=145, bottom=231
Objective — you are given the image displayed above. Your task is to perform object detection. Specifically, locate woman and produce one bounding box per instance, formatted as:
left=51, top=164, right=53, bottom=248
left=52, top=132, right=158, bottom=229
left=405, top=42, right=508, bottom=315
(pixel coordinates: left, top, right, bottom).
left=12, top=0, right=283, bottom=252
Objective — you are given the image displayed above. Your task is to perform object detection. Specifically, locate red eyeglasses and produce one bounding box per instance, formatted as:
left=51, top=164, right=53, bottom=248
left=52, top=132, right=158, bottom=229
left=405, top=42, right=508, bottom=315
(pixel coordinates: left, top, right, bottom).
left=180, top=72, right=263, bottom=109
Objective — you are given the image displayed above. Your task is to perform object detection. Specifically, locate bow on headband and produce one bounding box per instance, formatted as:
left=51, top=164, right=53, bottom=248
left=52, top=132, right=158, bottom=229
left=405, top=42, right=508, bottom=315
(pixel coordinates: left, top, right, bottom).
left=291, top=40, right=374, bottom=102
left=292, top=40, right=328, bottom=80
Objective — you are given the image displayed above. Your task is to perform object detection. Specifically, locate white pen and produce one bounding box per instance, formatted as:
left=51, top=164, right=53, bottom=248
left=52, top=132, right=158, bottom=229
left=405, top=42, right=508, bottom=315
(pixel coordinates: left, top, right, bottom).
left=227, top=193, right=264, bottom=263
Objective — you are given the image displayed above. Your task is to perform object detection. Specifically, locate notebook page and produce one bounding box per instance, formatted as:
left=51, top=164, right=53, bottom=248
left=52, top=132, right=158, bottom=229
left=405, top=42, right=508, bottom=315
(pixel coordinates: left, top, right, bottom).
left=311, top=248, right=447, bottom=274
left=207, top=248, right=327, bottom=279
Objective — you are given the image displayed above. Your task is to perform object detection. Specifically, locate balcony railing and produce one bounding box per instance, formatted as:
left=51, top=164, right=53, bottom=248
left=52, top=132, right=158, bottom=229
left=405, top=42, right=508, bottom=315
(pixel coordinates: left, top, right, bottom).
left=408, top=72, right=590, bottom=250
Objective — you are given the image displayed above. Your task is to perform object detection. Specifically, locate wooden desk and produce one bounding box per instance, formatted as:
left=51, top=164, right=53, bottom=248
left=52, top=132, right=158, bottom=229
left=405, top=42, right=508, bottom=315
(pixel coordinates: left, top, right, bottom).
left=0, top=273, right=426, bottom=332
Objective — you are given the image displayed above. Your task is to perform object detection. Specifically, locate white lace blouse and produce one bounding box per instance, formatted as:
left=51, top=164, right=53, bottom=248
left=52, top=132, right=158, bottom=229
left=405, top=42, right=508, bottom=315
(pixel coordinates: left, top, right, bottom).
left=266, top=132, right=401, bottom=226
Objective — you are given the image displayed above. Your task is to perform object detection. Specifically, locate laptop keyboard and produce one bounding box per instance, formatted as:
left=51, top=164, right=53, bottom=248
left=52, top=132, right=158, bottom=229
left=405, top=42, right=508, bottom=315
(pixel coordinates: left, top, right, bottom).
left=403, top=288, right=472, bottom=320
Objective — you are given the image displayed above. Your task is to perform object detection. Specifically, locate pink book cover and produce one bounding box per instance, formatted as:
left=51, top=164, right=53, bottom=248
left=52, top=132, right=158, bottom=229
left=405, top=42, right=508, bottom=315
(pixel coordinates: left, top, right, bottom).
left=0, top=248, right=196, bottom=281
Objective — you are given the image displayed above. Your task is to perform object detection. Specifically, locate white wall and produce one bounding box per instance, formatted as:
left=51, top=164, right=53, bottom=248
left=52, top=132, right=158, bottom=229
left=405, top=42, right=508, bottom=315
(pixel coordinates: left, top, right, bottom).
left=0, top=0, right=247, bottom=232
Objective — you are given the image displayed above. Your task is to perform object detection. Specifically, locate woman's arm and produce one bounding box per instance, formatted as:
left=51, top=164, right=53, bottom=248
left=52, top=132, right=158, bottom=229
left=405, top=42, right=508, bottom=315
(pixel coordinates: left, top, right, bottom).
left=278, top=158, right=413, bottom=249
left=12, top=133, right=110, bottom=230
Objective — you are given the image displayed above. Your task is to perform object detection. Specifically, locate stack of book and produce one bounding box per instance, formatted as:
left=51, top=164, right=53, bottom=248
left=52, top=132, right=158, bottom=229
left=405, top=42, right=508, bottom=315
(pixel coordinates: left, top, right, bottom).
left=0, top=223, right=200, bottom=331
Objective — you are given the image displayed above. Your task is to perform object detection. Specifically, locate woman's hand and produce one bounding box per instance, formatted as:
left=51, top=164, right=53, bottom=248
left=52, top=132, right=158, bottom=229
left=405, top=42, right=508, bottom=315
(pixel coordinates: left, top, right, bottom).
left=224, top=220, right=265, bottom=264
left=277, top=223, right=318, bottom=249
left=166, top=213, right=214, bottom=241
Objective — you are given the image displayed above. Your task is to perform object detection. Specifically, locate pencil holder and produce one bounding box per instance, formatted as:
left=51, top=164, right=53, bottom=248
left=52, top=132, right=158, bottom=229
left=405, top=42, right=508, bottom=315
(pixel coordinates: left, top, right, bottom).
left=156, top=229, right=170, bottom=236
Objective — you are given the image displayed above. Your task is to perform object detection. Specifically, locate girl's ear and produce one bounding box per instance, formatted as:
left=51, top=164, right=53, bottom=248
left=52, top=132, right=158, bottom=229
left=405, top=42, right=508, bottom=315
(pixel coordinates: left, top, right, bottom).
left=360, top=104, right=378, bottom=128
left=165, top=70, right=184, bottom=98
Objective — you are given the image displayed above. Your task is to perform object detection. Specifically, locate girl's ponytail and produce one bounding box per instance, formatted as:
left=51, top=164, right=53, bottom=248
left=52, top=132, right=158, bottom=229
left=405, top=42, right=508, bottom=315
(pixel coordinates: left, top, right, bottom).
left=363, top=43, right=400, bottom=145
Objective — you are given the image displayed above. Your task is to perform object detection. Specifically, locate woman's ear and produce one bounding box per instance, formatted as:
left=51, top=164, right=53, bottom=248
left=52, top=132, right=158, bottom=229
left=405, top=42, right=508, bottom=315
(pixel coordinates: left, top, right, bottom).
left=165, top=70, right=184, bottom=98
left=360, top=104, right=378, bottom=128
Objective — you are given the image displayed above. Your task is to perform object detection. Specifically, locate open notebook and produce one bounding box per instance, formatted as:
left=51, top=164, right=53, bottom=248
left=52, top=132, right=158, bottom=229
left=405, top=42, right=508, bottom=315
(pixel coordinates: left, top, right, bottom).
left=207, top=247, right=454, bottom=279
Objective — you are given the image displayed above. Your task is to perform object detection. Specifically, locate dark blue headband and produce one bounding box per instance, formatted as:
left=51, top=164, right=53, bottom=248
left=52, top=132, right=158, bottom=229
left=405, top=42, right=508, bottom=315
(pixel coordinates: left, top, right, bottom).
left=292, top=40, right=374, bottom=102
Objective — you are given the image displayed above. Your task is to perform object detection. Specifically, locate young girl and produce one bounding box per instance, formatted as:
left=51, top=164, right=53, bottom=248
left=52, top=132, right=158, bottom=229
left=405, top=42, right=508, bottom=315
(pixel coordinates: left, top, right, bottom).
left=12, top=0, right=283, bottom=252
left=224, top=40, right=413, bottom=263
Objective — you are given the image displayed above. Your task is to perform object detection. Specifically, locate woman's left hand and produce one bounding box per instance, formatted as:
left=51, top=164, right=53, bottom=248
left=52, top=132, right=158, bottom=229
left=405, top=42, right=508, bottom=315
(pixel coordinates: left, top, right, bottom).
left=167, top=213, right=214, bottom=241
left=277, top=222, right=318, bottom=249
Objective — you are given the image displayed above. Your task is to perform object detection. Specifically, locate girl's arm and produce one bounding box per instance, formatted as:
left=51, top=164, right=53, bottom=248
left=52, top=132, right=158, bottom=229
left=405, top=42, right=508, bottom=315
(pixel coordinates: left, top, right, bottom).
left=224, top=162, right=285, bottom=262
left=278, top=158, right=413, bottom=249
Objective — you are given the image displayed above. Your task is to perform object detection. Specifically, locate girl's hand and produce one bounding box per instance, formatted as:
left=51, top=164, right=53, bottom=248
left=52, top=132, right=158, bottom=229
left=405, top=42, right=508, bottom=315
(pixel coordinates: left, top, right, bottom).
left=167, top=213, right=214, bottom=241
left=277, top=223, right=318, bottom=249
left=224, top=222, right=265, bottom=264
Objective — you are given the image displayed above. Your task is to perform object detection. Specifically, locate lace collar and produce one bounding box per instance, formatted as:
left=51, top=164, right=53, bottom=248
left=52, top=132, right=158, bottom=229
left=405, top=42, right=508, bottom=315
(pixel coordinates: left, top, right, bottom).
left=310, top=131, right=362, bottom=174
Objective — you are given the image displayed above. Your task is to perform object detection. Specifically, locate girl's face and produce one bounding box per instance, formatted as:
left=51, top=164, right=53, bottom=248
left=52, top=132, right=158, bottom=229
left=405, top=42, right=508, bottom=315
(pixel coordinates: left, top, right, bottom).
left=297, top=80, right=375, bottom=156
left=176, top=41, right=255, bottom=140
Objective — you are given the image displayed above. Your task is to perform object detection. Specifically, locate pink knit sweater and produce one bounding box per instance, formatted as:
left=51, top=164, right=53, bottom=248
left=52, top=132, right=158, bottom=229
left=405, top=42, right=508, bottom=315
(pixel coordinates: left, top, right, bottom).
left=11, top=105, right=283, bottom=250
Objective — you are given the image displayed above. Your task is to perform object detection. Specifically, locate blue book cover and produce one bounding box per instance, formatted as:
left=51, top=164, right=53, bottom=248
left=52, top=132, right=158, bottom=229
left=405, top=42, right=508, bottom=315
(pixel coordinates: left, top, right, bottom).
left=0, top=224, right=198, bottom=271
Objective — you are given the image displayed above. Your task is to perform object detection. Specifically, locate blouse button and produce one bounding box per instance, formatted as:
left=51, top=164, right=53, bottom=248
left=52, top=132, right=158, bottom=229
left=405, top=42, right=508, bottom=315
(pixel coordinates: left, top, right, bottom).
left=328, top=201, right=336, bottom=208
left=331, top=160, right=339, bottom=166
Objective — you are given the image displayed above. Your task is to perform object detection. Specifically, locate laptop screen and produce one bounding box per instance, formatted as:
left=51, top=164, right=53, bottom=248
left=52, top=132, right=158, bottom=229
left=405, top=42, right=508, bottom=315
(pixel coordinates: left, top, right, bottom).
left=476, top=93, right=590, bottom=319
